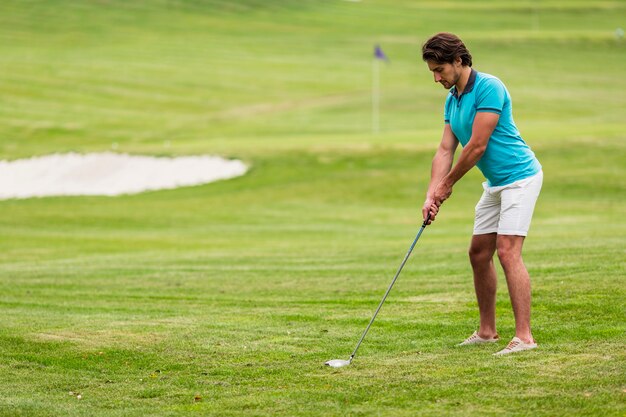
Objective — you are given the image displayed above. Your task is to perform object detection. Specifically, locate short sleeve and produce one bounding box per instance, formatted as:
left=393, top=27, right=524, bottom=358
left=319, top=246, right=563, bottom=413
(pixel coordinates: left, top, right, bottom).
left=476, top=78, right=506, bottom=115
left=444, top=93, right=452, bottom=124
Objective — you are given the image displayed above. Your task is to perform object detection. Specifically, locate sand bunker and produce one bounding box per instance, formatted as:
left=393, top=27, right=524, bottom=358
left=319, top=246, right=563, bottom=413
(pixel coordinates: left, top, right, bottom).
left=0, top=152, right=248, bottom=199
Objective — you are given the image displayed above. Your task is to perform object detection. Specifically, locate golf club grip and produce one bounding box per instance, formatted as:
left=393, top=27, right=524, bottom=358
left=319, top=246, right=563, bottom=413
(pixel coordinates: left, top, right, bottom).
left=423, top=211, right=432, bottom=227
left=349, top=220, right=429, bottom=360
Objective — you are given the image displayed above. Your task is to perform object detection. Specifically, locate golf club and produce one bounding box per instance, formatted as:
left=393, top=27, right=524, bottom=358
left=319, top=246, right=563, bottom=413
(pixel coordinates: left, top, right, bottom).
left=325, top=213, right=431, bottom=368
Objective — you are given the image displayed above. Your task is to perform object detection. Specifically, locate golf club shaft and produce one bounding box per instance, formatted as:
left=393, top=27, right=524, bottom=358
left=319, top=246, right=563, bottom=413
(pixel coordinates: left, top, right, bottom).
left=349, top=214, right=430, bottom=361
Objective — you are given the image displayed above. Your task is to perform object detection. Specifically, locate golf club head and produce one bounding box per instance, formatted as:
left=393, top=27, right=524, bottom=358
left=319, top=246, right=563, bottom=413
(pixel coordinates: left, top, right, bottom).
left=324, top=359, right=351, bottom=368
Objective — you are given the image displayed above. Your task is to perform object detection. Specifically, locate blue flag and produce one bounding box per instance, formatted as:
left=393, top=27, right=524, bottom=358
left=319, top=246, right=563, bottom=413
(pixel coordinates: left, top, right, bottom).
left=374, top=45, right=389, bottom=62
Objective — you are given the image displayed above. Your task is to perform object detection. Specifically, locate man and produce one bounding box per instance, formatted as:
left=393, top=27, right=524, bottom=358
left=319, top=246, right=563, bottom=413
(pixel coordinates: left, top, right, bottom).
left=421, top=33, right=543, bottom=355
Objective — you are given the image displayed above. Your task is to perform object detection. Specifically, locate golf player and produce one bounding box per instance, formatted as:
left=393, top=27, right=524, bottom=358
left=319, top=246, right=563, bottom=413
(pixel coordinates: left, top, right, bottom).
left=421, top=33, right=543, bottom=355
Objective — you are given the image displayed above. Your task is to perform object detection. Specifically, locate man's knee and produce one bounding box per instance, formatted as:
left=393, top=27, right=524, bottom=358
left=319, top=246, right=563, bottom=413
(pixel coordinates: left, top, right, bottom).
left=469, top=243, right=494, bottom=266
left=496, top=236, right=523, bottom=267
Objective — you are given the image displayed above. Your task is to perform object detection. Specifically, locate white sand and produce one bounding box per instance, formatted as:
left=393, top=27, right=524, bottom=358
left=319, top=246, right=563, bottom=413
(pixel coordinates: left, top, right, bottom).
left=0, top=152, right=248, bottom=199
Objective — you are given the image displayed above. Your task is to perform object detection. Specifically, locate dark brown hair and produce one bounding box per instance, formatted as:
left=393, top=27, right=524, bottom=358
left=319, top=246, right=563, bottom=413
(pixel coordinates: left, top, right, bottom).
left=422, top=32, right=472, bottom=67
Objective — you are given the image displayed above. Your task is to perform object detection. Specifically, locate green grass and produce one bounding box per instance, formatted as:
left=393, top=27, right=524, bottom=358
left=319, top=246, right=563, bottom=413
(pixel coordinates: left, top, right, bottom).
left=0, top=1, right=625, bottom=416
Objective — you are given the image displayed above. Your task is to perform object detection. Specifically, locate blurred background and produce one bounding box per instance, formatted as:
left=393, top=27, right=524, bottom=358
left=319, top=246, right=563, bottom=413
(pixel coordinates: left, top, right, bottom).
left=1, top=0, right=624, bottom=159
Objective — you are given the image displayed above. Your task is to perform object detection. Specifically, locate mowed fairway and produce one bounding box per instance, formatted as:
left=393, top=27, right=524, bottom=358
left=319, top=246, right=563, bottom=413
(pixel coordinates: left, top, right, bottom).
left=0, top=1, right=625, bottom=416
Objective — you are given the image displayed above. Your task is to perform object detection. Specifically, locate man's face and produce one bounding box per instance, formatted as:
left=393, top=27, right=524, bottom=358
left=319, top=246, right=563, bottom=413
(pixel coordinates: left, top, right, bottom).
left=427, top=58, right=463, bottom=89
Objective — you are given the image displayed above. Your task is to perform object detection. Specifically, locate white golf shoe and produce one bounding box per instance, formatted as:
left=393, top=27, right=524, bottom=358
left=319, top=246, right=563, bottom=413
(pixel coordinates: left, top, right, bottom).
left=493, top=337, right=537, bottom=356
left=458, top=331, right=499, bottom=346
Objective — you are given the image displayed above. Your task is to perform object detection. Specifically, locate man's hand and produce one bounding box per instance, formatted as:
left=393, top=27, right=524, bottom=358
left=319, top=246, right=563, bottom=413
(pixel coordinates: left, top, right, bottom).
left=433, top=178, right=453, bottom=207
left=422, top=198, right=439, bottom=225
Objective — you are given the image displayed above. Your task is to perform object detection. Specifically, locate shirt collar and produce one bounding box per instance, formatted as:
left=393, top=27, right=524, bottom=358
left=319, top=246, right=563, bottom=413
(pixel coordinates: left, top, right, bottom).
left=450, top=68, right=477, bottom=98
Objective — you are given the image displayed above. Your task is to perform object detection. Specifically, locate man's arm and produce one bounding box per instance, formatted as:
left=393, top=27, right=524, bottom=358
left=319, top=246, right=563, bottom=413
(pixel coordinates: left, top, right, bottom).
left=423, top=124, right=459, bottom=224
left=432, top=112, right=500, bottom=207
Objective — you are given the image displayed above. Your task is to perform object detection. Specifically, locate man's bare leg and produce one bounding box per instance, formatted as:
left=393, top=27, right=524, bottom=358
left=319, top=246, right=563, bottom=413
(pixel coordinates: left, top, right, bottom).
left=469, top=233, right=498, bottom=339
left=496, top=235, right=533, bottom=343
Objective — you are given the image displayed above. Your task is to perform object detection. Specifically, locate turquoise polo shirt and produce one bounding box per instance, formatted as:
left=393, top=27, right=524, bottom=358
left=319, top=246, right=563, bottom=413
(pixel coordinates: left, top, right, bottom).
left=444, top=69, right=541, bottom=186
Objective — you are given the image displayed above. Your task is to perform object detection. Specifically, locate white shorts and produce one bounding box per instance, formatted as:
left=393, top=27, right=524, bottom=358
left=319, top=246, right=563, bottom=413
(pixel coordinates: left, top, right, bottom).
left=473, top=171, right=543, bottom=237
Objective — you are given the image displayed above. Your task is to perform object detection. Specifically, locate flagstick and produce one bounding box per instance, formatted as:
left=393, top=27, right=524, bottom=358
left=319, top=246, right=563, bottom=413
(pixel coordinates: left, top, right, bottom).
left=372, top=58, right=380, bottom=134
